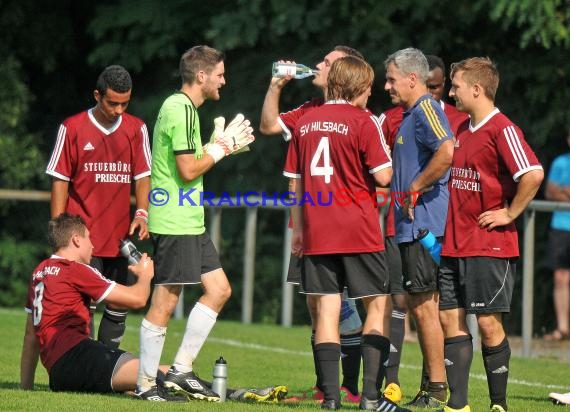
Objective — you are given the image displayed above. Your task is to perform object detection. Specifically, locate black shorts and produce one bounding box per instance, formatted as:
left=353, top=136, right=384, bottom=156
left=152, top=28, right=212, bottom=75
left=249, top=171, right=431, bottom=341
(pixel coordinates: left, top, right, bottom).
left=151, top=233, right=222, bottom=285
left=90, top=256, right=133, bottom=286
left=301, top=252, right=390, bottom=298
left=399, top=239, right=440, bottom=294
left=548, top=229, right=570, bottom=270
left=49, top=339, right=133, bottom=393
left=438, top=256, right=516, bottom=314
left=286, top=253, right=302, bottom=284
left=385, top=237, right=404, bottom=295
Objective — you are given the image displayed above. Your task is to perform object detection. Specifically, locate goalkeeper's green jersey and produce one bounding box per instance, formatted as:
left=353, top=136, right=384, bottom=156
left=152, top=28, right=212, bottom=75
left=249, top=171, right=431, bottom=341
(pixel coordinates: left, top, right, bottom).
left=148, top=92, right=206, bottom=235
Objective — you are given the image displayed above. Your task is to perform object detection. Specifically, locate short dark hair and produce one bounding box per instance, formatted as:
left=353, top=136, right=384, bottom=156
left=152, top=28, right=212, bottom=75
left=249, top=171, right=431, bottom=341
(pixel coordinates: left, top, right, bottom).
left=179, top=45, right=225, bottom=85
left=48, top=213, right=87, bottom=253
left=333, top=45, right=365, bottom=60
left=426, top=55, right=445, bottom=76
left=96, top=65, right=132, bottom=96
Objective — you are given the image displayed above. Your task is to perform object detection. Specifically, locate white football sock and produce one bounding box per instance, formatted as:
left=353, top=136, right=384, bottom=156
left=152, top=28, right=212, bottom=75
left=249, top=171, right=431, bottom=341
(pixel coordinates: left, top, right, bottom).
left=137, top=318, right=167, bottom=391
left=172, top=302, right=218, bottom=372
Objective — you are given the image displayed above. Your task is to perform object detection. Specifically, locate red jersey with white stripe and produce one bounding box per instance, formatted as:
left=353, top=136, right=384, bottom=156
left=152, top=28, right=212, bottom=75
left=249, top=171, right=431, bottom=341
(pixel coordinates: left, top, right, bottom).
left=284, top=101, right=392, bottom=254
left=442, top=109, right=543, bottom=257
left=280, top=97, right=325, bottom=229
left=46, top=109, right=151, bottom=256
left=278, top=98, right=324, bottom=142
left=378, top=106, right=404, bottom=237
left=25, top=256, right=116, bottom=372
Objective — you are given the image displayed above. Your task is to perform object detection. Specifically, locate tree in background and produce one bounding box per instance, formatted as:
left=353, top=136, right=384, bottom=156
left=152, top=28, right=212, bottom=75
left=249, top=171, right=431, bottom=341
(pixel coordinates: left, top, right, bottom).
left=1, top=0, right=569, bottom=328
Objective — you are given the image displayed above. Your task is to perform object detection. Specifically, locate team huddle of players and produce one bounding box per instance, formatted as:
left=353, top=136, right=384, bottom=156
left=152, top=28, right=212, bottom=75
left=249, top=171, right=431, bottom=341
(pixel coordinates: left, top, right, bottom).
left=20, top=44, right=544, bottom=412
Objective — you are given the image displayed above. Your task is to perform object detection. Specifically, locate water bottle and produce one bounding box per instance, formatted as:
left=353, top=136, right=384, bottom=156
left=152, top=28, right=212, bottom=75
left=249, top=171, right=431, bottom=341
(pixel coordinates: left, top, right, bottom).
left=417, top=228, right=441, bottom=265
left=272, top=62, right=315, bottom=79
left=119, top=239, right=142, bottom=264
left=211, top=356, right=228, bottom=402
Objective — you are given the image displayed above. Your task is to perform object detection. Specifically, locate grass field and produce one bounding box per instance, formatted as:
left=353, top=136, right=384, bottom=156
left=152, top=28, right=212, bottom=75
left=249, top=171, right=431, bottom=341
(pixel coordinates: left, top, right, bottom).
left=0, top=307, right=568, bottom=411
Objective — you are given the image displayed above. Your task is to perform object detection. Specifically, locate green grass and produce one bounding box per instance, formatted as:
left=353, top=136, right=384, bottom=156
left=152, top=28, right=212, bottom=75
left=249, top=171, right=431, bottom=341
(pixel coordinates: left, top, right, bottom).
left=0, top=307, right=568, bottom=411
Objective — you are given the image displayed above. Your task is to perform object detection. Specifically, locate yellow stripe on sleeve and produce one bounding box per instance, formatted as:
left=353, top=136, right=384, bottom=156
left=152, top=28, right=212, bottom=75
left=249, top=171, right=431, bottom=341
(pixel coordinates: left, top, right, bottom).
left=419, top=100, right=447, bottom=139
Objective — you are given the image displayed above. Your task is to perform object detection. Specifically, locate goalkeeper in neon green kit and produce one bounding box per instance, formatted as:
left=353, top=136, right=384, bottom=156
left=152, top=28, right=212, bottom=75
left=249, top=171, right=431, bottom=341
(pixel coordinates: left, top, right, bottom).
left=135, top=45, right=263, bottom=402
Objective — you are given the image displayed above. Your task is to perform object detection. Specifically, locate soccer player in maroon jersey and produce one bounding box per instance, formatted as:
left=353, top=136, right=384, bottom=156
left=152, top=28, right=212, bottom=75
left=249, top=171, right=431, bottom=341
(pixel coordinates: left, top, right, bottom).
left=439, top=57, right=544, bottom=412
left=18, top=214, right=173, bottom=397
left=284, top=56, right=409, bottom=412
left=261, top=46, right=365, bottom=403
left=46, top=65, right=151, bottom=349
left=20, top=215, right=285, bottom=402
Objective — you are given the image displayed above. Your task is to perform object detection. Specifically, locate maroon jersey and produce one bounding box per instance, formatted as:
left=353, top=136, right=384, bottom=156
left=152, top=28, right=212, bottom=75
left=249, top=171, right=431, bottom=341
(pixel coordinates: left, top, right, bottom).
left=278, top=98, right=324, bottom=141
left=280, top=97, right=325, bottom=229
left=46, top=109, right=151, bottom=257
left=442, top=101, right=469, bottom=136
left=442, top=109, right=543, bottom=258
left=25, top=256, right=115, bottom=372
left=378, top=106, right=404, bottom=238
left=284, top=101, right=392, bottom=254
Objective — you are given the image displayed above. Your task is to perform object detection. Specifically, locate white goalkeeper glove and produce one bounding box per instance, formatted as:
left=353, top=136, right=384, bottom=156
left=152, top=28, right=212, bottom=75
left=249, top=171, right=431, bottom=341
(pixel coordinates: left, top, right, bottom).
left=204, top=114, right=255, bottom=163
left=222, top=114, right=255, bottom=154
left=209, top=116, right=226, bottom=143
left=204, top=117, right=229, bottom=163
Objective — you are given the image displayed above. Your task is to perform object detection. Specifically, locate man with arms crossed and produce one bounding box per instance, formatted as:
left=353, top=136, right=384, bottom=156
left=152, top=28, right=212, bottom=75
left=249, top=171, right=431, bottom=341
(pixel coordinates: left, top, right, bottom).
left=438, top=57, right=543, bottom=412
left=379, top=54, right=469, bottom=404
left=384, top=47, right=454, bottom=408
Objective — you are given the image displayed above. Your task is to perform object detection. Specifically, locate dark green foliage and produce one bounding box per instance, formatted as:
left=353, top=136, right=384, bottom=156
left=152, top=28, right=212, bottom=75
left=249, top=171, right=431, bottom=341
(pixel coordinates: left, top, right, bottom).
left=1, top=0, right=569, bottom=330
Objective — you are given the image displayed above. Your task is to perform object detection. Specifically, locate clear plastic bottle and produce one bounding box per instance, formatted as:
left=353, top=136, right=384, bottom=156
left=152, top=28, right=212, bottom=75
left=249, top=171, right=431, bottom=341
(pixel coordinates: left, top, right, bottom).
left=211, top=356, right=227, bottom=402
left=119, top=239, right=142, bottom=264
left=417, top=228, right=441, bottom=265
left=272, top=62, right=315, bottom=79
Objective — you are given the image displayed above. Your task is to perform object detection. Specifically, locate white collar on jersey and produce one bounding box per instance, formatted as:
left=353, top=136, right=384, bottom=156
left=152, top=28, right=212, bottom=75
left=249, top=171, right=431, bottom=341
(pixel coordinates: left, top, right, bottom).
left=325, top=99, right=351, bottom=105
left=88, top=108, right=123, bottom=135
left=469, top=107, right=500, bottom=132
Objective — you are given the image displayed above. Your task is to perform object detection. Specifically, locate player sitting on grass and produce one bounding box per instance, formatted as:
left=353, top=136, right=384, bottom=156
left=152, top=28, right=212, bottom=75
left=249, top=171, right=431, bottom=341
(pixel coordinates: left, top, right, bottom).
left=19, top=213, right=287, bottom=403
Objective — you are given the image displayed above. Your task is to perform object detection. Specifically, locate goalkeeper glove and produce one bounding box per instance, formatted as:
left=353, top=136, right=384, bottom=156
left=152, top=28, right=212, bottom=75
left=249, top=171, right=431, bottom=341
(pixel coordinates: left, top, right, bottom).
left=209, top=116, right=226, bottom=143
left=204, top=117, right=230, bottom=163
left=222, top=114, right=255, bottom=153
left=204, top=114, right=255, bottom=163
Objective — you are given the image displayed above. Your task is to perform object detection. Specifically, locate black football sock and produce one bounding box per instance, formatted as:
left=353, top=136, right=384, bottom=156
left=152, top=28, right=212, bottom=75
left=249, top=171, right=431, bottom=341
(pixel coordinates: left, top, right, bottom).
left=340, top=331, right=362, bottom=395
left=311, top=330, right=322, bottom=390
left=419, top=362, right=430, bottom=392
left=482, top=337, right=510, bottom=411
left=445, top=335, right=473, bottom=408
left=98, top=307, right=127, bottom=348
left=428, top=381, right=448, bottom=402
left=314, top=342, right=341, bottom=403
left=360, top=334, right=390, bottom=399
left=385, top=309, right=406, bottom=386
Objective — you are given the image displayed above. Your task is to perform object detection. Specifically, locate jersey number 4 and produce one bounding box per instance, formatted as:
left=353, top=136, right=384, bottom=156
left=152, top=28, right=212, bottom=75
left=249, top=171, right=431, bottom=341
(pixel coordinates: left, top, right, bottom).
left=310, top=136, right=334, bottom=183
